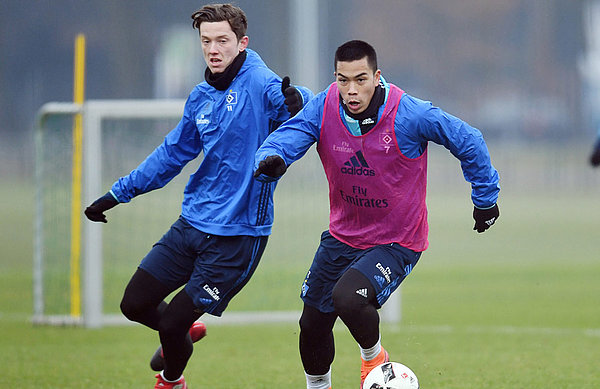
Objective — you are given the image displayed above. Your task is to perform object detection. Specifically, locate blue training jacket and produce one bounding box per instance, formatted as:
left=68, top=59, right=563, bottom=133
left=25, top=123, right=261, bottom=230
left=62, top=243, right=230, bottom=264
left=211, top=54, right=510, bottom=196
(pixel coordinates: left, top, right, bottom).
left=255, top=77, right=499, bottom=208
left=110, top=49, right=314, bottom=236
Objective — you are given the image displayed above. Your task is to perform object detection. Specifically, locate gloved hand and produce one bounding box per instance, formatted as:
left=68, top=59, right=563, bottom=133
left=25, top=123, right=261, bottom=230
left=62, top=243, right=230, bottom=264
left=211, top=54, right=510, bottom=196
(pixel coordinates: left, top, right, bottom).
left=84, top=192, right=119, bottom=223
left=254, top=155, right=287, bottom=180
left=590, top=139, right=600, bottom=167
left=281, top=76, right=303, bottom=117
left=473, top=203, right=499, bottom=233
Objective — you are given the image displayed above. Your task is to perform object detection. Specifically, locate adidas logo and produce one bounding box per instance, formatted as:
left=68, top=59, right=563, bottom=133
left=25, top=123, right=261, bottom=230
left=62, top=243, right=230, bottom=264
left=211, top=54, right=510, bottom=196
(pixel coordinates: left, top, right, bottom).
left=341, top=150, right=375, bottom=176
left=485, top=217, right=496, bottom=226
left=345, top=150, right=368, bottom=168
left=356, top=288, right=368, bottom=298
left=361, top=117, right=375, bottom=125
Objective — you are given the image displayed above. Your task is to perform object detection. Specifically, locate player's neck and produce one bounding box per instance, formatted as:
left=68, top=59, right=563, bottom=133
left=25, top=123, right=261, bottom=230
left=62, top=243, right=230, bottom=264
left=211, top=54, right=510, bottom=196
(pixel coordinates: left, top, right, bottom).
left=205, top=50, right=247, bottom=91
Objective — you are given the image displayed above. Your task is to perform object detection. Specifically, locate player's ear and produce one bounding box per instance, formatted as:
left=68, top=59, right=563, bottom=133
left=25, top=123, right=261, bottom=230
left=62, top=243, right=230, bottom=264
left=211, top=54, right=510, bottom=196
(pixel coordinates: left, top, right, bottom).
left=238, top=35, right=249, bottom=51
left=374, top=69, right=381, bottom=84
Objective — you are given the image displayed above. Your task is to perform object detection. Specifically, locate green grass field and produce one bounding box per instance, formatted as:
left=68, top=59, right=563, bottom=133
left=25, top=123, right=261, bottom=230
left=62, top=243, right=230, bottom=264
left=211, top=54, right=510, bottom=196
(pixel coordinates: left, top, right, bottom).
left=2, top=142, right=600, bottom=387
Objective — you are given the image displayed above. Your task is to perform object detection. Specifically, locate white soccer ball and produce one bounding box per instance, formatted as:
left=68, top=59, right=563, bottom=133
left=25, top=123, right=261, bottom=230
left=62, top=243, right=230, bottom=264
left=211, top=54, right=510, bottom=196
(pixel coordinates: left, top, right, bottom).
left=362, top=362, right=419, bottom=389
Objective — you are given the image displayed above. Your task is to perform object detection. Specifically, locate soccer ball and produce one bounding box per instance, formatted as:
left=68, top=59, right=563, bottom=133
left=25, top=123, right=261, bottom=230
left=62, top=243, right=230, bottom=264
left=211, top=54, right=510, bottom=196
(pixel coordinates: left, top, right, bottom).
left=362, top=362, right=419, bottom=389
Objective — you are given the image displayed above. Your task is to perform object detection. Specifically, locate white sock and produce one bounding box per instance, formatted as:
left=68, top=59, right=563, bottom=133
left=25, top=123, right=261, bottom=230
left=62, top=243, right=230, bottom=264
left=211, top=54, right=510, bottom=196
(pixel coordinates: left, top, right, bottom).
left=305, top=368, right=331, bottom=389
left=360, top=335, right=382, bottom=361
left=160, top=371, right=183, bottom=383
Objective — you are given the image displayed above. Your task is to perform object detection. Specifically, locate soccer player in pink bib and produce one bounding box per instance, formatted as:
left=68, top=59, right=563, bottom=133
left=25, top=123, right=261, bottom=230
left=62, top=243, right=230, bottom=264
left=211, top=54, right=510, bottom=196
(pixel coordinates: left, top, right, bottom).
left=254, top=40, right=500, bottom=389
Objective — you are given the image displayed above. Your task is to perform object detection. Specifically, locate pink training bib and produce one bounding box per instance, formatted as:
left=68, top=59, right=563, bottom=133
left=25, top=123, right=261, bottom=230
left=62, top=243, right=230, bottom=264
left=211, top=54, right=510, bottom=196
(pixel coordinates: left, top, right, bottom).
left=316, top=83, right=429, bottom=251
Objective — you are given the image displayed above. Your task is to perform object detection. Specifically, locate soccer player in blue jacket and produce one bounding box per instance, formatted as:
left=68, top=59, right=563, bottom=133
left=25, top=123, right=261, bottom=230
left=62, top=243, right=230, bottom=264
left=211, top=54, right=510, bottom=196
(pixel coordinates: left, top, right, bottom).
left=255, top=40, right=499, bottom=388
left=84, top=4, right=313, bottom=388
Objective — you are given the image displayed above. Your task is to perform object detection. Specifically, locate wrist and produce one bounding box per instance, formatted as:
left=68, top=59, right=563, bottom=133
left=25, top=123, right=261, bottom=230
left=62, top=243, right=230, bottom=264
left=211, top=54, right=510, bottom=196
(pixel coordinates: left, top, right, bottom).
left=108, top=190, right=119, bottom=203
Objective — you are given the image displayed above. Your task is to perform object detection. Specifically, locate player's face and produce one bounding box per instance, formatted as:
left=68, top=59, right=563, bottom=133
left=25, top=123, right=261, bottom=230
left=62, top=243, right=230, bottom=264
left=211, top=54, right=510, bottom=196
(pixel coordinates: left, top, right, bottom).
left=335, top=58, right=381, bottom=115
left=200, top=21, right=248, bottom=74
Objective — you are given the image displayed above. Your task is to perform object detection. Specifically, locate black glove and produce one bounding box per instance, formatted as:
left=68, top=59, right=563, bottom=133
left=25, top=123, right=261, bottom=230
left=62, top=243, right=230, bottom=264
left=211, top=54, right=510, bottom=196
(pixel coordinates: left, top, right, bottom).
left=254, top=155, right=287, bottom=179
left=473, top=203, right=499, bottom=233
left=590, top=139, right=600, bottom=167
left=84, top=192, right=119, bottom=223
left=281, top=76, right=303, bottom=117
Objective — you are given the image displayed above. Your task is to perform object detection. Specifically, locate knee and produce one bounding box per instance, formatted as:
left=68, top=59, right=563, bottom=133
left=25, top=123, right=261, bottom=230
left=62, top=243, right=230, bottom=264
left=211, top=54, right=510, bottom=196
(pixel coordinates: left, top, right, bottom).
left=120, top=268, right=168, bottom=322
left=332, top=281, right=366, bottom=318
left=120, top=293, right=144, bottom=322
left=119, top=288, right=160, bottom=322
left=299, top=309, right=316, bottom=334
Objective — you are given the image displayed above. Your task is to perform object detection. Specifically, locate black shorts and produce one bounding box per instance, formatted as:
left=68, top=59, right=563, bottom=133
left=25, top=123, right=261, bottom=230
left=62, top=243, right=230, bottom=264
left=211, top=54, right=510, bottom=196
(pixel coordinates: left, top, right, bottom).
left=140, top=217, right=268, bottom=316
left=301, top=230, right=421, bottom=313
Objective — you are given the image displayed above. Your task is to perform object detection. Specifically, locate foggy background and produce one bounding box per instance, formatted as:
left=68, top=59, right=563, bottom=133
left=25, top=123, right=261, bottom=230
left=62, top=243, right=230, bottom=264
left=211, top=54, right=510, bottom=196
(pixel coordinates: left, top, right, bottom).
left=2, top=1, right=598, bottom=178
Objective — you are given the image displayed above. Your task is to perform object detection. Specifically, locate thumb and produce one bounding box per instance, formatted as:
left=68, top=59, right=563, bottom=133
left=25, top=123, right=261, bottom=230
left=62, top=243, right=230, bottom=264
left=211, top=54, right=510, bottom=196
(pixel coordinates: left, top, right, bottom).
left=281, top=76, right=290, bottom=94
left=253, top=160, right=266, bottom=178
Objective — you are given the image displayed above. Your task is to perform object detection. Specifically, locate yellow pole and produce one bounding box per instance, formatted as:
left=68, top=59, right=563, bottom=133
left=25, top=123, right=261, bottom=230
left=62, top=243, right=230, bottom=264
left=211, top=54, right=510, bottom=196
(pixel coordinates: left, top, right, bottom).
left=70, top=33, right=86, bottom=317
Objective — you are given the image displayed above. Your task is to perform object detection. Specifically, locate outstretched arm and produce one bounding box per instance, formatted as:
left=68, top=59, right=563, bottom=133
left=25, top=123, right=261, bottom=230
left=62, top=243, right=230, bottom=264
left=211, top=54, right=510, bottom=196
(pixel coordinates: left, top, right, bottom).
left=405, top=96, right=500, bottom=232
left=110, top=98, right=202, bottom=203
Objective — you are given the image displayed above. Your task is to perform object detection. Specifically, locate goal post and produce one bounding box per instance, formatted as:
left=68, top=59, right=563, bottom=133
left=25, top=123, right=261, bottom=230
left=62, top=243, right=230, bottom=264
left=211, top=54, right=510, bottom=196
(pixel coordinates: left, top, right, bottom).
left=70, top=33, right=86, bottom=319
left=33, top=99, right=402, bottom=328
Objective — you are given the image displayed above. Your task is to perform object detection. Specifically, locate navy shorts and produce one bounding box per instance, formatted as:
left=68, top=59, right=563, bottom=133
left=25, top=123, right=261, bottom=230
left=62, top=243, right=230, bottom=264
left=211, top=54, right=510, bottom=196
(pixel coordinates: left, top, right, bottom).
left=140, top=217, right=268, bottom=316
left=301, top=230, right=421, bottom=313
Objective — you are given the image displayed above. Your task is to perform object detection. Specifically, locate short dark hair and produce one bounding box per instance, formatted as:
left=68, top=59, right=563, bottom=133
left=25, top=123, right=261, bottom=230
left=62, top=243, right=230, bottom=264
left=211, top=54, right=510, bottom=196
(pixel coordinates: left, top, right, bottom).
left=334, top=40, right=378, bottom=73
left=191, top=3, right=248, bottom=40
